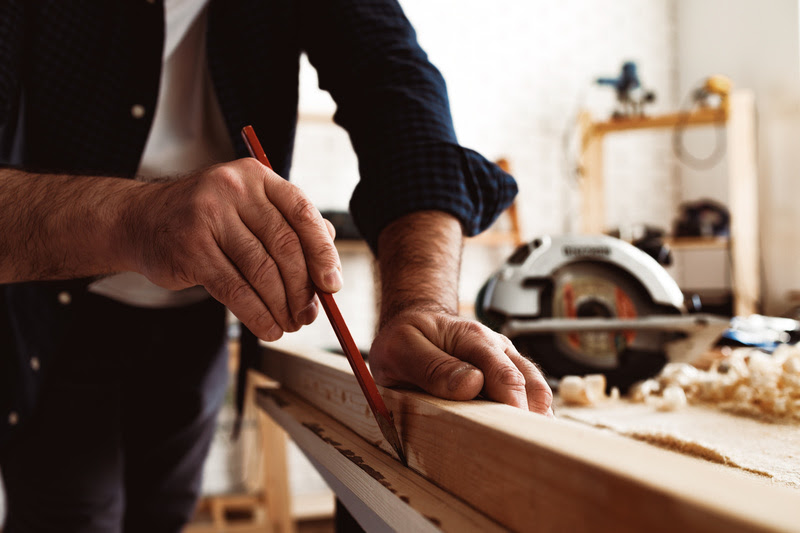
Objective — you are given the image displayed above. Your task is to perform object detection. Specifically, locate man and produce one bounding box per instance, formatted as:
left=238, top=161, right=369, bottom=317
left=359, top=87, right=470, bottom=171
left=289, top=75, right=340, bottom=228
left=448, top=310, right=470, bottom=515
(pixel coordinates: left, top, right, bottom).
left=0, top=1, right=552, bottom=531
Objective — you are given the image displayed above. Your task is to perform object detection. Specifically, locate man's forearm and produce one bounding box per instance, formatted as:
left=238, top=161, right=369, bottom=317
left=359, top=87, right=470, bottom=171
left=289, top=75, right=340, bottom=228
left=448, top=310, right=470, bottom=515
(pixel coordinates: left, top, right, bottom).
left=376, top=210, right=462, bottom=326
left=0, top=160, right=344, bottom=342
left=370, top=210, right=552, bottom=413
left=0, top=169, right=147, bottom=283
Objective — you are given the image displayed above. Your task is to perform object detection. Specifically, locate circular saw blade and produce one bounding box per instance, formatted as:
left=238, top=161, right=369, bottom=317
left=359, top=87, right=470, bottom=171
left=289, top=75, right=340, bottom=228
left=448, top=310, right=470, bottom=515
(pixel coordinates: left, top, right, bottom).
left=550, top=261, right=653, bottom=368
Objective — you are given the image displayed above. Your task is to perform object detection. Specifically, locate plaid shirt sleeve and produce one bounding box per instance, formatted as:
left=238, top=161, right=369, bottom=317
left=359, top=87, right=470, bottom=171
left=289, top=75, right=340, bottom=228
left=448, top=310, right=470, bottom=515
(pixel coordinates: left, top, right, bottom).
left=299, top=0, right=518, bottom=252
left=0, top=0, right=23, bottom=149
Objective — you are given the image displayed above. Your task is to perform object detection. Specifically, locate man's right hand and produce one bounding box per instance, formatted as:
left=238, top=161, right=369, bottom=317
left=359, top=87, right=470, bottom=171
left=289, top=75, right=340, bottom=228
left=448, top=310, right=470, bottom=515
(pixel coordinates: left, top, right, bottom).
left=120, top=158, right=342, bottom=341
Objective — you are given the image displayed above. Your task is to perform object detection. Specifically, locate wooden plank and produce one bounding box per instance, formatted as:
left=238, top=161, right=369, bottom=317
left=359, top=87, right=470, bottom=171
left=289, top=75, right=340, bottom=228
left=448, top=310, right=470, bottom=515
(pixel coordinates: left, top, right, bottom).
left=256, top=387, right=507, bottom=533
left=257, top=341, right=800, bottom=533
left=591, top=107, right=727, bottom=135
left=726, top=90, right=761, bottom=315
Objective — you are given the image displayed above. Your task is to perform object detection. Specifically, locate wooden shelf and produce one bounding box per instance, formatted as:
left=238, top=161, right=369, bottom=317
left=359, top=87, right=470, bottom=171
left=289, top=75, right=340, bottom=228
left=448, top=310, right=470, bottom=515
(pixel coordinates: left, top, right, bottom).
left=579, top=90, right=760, bottom=316
left=664, top=236, right=730, bottom=250
left=591, top=107, right=727, bottom=136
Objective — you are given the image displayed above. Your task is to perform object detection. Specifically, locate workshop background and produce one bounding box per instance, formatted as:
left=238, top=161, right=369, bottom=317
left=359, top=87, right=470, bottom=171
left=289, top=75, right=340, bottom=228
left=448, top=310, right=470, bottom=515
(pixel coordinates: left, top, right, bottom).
left=291, top=0, right=800, bottom=347
left=247, top=0, right=800, bottom=524
left=3, top=0, right=800, bottom=528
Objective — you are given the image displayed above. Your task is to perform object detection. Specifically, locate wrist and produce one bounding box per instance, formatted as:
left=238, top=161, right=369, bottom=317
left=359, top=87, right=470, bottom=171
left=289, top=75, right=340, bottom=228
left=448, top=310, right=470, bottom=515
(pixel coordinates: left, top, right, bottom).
left=376, top=210, right=462, bottom=328
left=379, top=298, right=456, bottom=329
left=108, top=180, right=161, bottom=274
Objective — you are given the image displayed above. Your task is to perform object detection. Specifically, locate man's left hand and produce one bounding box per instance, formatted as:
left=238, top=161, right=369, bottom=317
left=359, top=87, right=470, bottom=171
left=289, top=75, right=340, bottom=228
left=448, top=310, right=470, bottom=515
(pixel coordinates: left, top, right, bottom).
left=369, top=308, right=553, bottom=415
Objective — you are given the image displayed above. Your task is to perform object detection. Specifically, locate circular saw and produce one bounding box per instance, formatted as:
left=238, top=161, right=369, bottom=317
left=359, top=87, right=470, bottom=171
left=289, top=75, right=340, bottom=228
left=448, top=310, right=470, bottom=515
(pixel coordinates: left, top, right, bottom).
left=476, top=235, right=728, bottom=391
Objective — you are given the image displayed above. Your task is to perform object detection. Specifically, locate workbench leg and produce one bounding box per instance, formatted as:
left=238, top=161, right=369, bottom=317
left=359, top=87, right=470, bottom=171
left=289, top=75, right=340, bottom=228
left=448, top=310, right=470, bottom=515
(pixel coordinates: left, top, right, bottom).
left=260, top=411, right=296, bottom=533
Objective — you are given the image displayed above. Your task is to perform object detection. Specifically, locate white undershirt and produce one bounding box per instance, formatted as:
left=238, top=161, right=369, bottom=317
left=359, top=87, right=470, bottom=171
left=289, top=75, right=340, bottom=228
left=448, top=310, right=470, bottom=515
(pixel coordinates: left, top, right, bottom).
left=90, top=0, right=235, bottom=308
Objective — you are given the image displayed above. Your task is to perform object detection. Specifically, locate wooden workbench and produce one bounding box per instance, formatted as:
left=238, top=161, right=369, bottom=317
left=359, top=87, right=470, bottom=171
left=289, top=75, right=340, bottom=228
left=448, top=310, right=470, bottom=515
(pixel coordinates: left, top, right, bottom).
left=255, top=341, right=800, bottom=532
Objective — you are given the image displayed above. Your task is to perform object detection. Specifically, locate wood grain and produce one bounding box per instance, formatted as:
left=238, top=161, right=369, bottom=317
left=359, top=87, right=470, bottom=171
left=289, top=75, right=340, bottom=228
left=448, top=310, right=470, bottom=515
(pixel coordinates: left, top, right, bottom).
left=258, top=341, right=800, bottom=533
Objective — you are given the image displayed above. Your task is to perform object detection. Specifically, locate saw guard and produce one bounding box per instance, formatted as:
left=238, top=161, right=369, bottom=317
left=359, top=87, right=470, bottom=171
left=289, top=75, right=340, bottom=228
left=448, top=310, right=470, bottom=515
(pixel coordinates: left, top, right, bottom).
left=482, top=235, right=685, bottom=319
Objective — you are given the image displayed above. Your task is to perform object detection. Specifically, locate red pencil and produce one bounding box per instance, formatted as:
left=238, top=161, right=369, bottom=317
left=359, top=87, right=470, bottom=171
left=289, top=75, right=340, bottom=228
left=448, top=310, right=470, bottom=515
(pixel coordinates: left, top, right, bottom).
left=240, top=125, right=407, bottom=466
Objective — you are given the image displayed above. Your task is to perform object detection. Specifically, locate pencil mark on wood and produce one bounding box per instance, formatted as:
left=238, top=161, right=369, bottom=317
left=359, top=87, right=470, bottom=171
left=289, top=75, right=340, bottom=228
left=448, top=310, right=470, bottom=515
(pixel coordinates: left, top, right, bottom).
left=262, top=389, right=290, bottom=408
left=303, top=422, right=342, bottom=447
left=339, top=448, right=398, bottom=496
left=302, top=422, right=411, bottom=501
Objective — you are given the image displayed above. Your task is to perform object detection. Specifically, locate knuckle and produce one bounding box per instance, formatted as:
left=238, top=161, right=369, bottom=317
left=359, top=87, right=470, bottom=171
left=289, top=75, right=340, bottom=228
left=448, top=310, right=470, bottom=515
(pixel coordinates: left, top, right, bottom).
left=249, top=255, right=280, bottom=288
left=250, top=308, right=277, bottom=337
left=211, top=165, right=248, bottom=197
left=310, top=245, right=340, bottom=275
left=210, top=164, right=239, bottom=186
left=239, top=156, right=263, bottom=172
left=222, top=279, right=252, bottom=305
left=496, top=365, right=527, bottom=391
left=531, top=382, right=554, bottom=412
left=251, top=156, right=275, bottom=178
left=423, top=357, right=452, bottom=386
left=269, top=299, right=294, bottom=329
left=459, top=321, right=495, bottom=346
left=186, top=189, right=224, bottom=229
left=290, top=196, right=320, bottom=226
left=463, top=320, right=488, bottom=337
left=272, top=228, right=303, bottom=259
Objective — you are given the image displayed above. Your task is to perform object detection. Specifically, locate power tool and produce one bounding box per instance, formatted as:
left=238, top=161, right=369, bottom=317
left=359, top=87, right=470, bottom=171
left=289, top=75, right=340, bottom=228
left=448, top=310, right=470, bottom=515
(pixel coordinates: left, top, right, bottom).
left=476, top=235, right=728, bottom=391
left=596, top=61, right=656, bottom=118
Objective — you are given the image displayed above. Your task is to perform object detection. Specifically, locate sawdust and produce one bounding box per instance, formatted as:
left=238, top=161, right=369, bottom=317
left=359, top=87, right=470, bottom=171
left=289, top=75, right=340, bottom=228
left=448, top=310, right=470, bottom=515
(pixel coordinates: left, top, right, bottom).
left=557, top=402, right=800, bottom=489
left=623, top=431, right=773, bottom=479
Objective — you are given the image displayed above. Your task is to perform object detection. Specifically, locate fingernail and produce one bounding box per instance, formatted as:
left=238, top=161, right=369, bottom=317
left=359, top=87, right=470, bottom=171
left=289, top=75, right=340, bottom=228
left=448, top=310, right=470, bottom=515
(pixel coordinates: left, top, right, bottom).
left=447, top=365, right=478, bottom=392
left=324, top=268, right=343, bottom=291
left=297, top=302, right=318, bottom=325
left=266, top=324, right=283, bottom=341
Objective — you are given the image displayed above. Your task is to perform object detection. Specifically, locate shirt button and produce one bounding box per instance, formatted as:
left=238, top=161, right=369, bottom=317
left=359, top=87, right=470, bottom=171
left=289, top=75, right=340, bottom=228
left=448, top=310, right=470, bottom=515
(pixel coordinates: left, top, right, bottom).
left=8, top=411, right=19, bottom=426
left=58, top=291, right=72, bottom=305
left=31, top=357, right=40, bottom=371
left=131, top=104, right=146, bottom=119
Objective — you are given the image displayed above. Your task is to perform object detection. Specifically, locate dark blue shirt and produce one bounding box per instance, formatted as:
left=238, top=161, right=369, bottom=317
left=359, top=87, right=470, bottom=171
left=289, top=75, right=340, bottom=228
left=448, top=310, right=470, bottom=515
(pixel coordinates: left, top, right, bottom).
left=0, top=0, right=518, bottom=443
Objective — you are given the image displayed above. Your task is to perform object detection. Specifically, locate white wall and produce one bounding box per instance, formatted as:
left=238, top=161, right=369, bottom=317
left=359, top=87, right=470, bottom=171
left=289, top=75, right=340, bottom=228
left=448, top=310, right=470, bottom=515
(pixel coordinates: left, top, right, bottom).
left=676, top=0, right=800, bottom=315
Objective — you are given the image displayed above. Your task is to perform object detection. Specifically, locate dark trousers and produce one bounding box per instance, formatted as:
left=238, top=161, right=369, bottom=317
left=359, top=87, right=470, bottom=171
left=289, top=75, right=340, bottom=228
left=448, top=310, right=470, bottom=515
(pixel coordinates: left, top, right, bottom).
left=0, top=293, right=229, bottom=533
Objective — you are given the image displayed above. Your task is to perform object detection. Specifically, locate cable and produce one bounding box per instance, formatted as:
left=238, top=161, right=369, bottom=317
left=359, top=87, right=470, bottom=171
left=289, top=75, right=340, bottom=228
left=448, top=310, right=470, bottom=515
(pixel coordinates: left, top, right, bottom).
left=672, top=81, right=727, bottom=170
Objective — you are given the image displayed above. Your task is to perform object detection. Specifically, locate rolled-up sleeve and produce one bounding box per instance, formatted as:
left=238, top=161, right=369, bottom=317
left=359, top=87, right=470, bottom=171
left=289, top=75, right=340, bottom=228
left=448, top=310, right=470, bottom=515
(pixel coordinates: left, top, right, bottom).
left=300, top=0, right=518, bottom=252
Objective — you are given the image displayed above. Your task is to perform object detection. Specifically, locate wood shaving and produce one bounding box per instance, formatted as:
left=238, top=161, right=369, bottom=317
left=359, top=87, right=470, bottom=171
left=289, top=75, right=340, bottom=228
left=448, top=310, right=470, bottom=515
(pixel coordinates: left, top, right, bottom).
left=559, top=374, right=608, bottom=406
left=629, top=345, right=800, bottom=421
left=656, top=385, right=687, bottom=412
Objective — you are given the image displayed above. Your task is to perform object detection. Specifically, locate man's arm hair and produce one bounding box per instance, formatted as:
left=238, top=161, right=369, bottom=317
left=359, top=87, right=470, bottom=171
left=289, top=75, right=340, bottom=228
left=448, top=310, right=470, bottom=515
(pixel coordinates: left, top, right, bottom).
left=376, top=210, right=462, bottom=327
left=0, top=168, right=144, bottom=283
